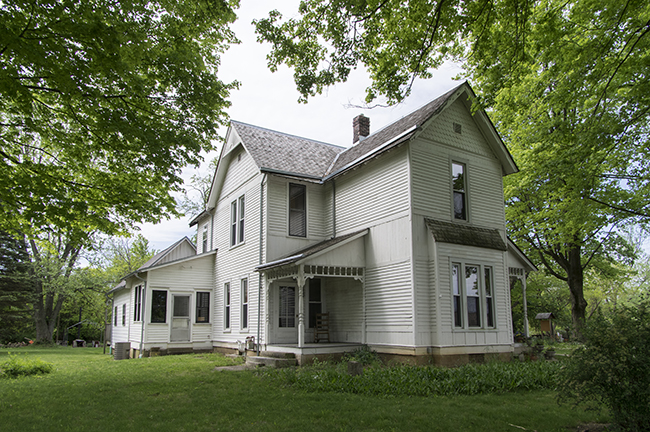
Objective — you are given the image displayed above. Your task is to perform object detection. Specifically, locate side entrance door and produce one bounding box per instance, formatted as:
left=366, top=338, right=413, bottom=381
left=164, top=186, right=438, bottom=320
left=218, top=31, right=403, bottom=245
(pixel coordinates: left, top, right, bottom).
left=170, top=294, right=191, bottom=342
left=274, top=285, right=297, bottom=344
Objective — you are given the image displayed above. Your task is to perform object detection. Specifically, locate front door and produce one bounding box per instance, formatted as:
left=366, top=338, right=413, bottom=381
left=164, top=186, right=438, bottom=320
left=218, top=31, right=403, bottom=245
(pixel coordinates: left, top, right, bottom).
left=275, top=285, right=297, bottom=344
left=170, top=294, right=190, bottom=342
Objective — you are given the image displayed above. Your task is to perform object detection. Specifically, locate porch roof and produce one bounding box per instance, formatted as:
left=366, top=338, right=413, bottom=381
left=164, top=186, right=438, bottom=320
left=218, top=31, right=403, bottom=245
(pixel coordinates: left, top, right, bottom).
left=256, top=229, right=369, bottom=272
left=425, top=218, right=507, bottom=251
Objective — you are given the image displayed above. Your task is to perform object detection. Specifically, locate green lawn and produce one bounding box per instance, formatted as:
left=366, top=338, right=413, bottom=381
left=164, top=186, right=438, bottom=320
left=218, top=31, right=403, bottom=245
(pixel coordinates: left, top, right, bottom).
left=0, top=347, right=608, bottom=432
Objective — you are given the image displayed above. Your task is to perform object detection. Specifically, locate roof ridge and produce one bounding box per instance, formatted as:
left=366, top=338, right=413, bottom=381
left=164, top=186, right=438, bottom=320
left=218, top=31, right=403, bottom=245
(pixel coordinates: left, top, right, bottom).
left=231, top=120, right=346, bottom=151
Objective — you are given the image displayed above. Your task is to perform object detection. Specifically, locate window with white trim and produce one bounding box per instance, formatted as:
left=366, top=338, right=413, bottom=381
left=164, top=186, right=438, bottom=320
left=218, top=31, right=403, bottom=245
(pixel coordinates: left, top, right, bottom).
left=202, top=224, right=208, bottom=252
left=151, top=290, right=167, bottom=323
left=122, top=304, right=126, bottom=326
left=114, top=306, right=118, bottom=326
left=224, top=283, right=231, bottom=330
left=289, top=183, right=306, bottom=237
left=308, top=278, right=322, bottom=328
left=230, top=195, right=245, bottom=247
left=452, top=162, right=467, bottom=220
left=241, top=278, right=248, bottom=329
left=133, top=285, right=142, bottom=322
left=196, top=292, right=210, bottom=323
left=451, top=262, right=495, bottom=329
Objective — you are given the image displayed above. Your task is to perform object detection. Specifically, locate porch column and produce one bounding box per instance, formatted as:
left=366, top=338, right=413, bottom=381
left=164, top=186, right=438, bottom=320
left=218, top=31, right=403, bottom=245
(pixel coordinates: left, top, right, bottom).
left=297, top=270, right=306, bottom=348
left=264, top=279, right=271, bottom=348
left=522, top=275, right=530, bottom=338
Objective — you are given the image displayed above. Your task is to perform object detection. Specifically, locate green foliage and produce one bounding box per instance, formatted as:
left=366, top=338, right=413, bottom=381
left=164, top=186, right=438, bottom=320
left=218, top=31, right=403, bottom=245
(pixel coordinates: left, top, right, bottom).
left=559, top=295, right=650, bottom=431
left=0, top=231, right=34, bottom=343
left=341, top=346, right=381, bottom=366
left=0, top=347, right=607, bottom=432
left=260, top=359, right=561, bottom=397
left=0, top=353, right=53, bottom=378
left=0, top=0, right=239, bottom=237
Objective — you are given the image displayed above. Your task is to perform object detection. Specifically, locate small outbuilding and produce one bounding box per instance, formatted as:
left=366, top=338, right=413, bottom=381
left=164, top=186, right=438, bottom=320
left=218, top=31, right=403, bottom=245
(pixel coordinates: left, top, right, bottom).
left=535, top=312, right=555, bottom=337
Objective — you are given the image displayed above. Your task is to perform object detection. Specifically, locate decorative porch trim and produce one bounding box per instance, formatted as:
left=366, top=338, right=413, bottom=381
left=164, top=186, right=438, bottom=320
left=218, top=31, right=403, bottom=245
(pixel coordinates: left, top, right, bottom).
left=265, top=264, right=365, bottom=282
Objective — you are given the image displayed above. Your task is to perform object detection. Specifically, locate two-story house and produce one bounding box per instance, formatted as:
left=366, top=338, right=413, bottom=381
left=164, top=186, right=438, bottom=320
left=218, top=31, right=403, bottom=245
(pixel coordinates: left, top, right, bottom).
left=110, top=82, right=536, bottom=365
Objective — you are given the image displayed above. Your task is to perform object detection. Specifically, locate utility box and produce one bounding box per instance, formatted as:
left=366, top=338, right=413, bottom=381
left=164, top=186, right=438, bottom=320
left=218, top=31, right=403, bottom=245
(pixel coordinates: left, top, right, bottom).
left=535, top=313, right=555, bottom=336
left=113, top=342, right=130, bottom=360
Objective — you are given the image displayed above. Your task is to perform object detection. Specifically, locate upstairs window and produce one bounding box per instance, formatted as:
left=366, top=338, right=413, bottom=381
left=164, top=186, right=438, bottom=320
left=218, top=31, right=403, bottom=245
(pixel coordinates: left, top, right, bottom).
left=452, top=162, right=467, bottom=220
left=202, top=224, right=208, bottom=252
left=230, top=195, right=245, bottom=247
left=289, top=183, right=306, bottom=237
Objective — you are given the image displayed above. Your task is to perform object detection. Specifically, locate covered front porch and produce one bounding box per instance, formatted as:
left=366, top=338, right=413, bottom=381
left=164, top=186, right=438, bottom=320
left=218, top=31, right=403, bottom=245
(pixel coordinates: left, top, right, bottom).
left=256, top=230, right=368, bottom=360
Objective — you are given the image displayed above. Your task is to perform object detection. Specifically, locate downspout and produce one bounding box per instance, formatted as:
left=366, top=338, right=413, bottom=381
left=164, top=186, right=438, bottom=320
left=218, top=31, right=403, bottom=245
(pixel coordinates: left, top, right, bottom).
left=331, top=179, right=336, bottom=238
left=257, top=173, right=267, bottom=355
left=133, top=273, right=147, bottom=358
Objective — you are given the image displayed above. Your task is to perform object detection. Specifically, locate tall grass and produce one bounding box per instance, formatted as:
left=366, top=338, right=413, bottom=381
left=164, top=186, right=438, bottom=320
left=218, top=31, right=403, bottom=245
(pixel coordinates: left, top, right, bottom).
left=260, top=359, right=562, bottom=397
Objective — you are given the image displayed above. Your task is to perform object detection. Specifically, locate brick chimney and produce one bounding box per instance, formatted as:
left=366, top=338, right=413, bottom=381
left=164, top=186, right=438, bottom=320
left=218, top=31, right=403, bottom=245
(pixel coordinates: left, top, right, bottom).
left=353, top=114, right=370, bottom=144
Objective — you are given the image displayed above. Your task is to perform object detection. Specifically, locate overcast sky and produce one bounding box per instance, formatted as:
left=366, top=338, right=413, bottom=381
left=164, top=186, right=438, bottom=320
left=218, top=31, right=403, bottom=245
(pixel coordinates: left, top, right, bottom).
left=137, top=1, right=464, bottom=252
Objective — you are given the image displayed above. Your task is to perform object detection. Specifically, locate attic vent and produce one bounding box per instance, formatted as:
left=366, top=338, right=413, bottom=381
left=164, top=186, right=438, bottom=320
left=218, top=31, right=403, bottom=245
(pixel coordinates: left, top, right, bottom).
left=453, top=122, right=462, bottom=134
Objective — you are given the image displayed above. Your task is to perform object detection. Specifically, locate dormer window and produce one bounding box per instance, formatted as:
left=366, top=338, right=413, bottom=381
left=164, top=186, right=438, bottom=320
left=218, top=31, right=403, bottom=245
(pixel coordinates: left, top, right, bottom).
left=202, top=224, right=208, bottom=252
left=452, top=162, right=467, bottom=220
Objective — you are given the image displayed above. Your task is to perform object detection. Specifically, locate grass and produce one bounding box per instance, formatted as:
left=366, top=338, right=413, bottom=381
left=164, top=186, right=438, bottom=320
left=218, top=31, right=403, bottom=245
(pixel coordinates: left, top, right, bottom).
left=0, top=347, right=609, bottom=432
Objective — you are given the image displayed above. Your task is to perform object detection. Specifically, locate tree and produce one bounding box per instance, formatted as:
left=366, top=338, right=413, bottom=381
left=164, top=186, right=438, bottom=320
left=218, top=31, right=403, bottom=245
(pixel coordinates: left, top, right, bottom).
left=255, top=0, right=650, bottom=334
left=177, top=157, right=218, bottom=219
left=1, top=0, right=239, bottom=237
left=95, top=234, right=157, bottom=286
left=0, top=231, right=33, bottom=343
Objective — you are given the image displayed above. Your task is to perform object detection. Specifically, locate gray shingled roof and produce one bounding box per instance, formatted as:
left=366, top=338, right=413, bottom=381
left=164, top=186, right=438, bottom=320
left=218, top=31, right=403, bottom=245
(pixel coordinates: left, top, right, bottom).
left=257, top=229, right=368, bottom=271
left=325, top=83, right=464, bottom=177
left=231, top=121, right=345, bottom=179
left=425, top=218, right=507, bottom=251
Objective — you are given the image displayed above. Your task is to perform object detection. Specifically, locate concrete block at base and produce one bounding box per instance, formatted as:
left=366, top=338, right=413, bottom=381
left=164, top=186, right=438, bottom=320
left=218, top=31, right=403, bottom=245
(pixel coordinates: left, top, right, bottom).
left=246, top=356, right=297, bottom=368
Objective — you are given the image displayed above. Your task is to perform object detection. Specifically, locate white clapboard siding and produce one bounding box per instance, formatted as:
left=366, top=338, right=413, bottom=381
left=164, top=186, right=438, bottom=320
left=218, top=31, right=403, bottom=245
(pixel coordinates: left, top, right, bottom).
left=335, top=146, right=410, bottom=234
left=364, top=260, right=414, bottom=346
left=325, top=278, right=363, bottom=343
left=111, top=289, right=131, bottom=343
left=266, top=176, right=330, bottom=261
left=410, top=139, right=506, bottom=230
left=212, top=167, right=265, bottom=344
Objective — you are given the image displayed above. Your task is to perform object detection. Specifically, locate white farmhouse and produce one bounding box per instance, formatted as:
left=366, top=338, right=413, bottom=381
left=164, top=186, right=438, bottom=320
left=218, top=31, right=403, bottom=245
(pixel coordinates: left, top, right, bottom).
left=110, top=82, right=536, bottom=365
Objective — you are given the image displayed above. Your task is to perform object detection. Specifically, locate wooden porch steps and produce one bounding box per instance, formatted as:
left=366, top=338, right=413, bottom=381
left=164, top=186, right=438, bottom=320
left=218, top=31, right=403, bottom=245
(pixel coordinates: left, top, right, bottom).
left=245, top=351, right=297, bottom=368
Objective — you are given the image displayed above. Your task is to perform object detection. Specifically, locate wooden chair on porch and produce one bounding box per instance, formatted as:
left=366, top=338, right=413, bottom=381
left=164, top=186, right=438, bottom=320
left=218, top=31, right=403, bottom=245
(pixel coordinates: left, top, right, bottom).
left=314, top=312, right=330, bottom=343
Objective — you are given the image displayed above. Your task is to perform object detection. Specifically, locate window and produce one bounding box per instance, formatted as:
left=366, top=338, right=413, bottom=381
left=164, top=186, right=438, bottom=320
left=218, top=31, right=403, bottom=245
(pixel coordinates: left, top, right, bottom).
left=122, top=304, right=126, bottom=326
left=230, top=195, right=245, bottom=247
left=289, top=183, right=306, bottom=237
left=279, top=286, right=295, bottom=328
left=202, top=224, right=208, bottom=252
left=151, top=290, right=167, bottom=323
left=451, top=263, right=495, bottom=329
left=133, top=285, right=142, bottom=322
left=224, top=283, right=231, bottom=329
left=114, top=306, right=118, bottom=326
left=238, top=196, right=245, bottom=244
left=241, top=279, right=248, bottom=329
left=308, top=279, right=322, bottom=328
left=452, top=162, right=467, bottom=220
left=485, top=267, right=494, bottom=327
left=196, top=292, right=210, bottom=323
left=452, top=264, right=462, bottom=328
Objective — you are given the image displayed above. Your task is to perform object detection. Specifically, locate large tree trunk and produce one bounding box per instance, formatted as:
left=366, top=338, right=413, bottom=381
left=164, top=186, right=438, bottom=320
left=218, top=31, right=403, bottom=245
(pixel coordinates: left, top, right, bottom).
left=566, top=245, right=587, bottom=339
left=33, top=281, right=66, bottom=343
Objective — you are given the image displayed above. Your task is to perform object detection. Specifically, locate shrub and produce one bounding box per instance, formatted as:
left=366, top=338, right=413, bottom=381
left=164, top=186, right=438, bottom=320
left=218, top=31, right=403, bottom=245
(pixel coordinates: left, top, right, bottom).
left=342, top=346, right=381, bottom=366
left=0, top=354, right=54, bottom=378
left=558, top=295, right=650, bottom=432
left=259, top=359, right=562, bottom=397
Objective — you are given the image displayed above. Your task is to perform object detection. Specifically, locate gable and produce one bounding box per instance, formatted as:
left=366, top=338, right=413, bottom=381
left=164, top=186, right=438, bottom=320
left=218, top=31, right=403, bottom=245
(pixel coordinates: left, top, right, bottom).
left=420, top=98, right=498, bottom=160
